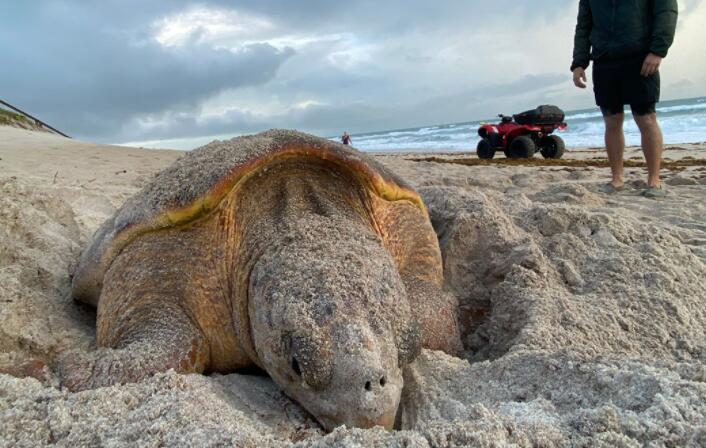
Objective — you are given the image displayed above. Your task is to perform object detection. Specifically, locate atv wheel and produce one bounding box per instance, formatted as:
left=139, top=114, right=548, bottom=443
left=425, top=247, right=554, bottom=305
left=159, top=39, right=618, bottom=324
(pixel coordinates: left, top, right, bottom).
left=540, top=135, right=565, bottom=159
left=477, top=138, right=496, bottom=159
left=507, top=135, right=536, bottom=158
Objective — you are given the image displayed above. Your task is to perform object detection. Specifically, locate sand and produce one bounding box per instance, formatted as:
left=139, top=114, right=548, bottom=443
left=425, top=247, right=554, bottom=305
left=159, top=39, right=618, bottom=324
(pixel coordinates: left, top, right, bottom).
left=1, top=125, right=705, bottom=447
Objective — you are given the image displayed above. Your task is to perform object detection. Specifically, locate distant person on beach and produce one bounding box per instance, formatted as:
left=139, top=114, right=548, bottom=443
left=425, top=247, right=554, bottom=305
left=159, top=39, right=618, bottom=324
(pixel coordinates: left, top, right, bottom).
left=341, top=132, right=352, bottom=145
left=571, top=0, right=678, bottom=198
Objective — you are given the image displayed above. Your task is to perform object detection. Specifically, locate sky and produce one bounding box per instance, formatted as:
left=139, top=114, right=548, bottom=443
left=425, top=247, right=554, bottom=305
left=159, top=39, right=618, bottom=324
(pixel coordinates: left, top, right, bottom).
left=2, top=0, right=705, bottom=149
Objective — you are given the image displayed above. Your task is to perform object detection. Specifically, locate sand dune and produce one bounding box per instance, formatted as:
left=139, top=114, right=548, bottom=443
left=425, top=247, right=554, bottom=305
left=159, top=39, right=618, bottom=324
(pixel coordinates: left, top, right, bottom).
left=1, top=126, right=704, bottom=447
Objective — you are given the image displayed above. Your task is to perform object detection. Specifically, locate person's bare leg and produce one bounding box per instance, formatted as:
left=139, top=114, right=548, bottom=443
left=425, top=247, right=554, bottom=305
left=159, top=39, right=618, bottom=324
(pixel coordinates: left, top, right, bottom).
left=633, top=112, right=663, bottom=188
left=603, top=112, right=626, bottom=187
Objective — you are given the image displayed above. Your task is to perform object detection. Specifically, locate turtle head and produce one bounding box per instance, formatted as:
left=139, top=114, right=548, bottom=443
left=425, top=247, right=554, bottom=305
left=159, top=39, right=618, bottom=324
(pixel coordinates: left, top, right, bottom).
left=248, top=222, right=421, bottom=431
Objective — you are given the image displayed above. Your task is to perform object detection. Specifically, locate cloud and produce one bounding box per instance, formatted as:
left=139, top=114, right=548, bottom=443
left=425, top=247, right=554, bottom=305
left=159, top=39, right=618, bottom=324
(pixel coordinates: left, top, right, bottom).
left=115, top=73, right=568, bottom=148
left=1, top=0, right=704, bottom=147
left=151, top=8, right=275, bottom=48
left=0, top=2, right=293, bottom=139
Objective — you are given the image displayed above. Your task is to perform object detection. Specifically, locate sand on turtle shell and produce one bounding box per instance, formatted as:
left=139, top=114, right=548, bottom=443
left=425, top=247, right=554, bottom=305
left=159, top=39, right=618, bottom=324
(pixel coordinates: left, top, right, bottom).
left=1, top=127, right=705, bottom=447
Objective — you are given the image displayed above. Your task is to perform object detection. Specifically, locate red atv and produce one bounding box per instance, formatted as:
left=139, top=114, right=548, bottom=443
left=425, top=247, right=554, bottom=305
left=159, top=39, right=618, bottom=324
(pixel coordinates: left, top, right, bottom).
left=476, top=105, right=567, bottom=159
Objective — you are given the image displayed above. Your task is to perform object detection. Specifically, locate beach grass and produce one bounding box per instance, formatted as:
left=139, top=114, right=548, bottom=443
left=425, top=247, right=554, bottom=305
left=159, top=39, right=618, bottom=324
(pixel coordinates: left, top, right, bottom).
left=0, top=108, right=43, bottom=130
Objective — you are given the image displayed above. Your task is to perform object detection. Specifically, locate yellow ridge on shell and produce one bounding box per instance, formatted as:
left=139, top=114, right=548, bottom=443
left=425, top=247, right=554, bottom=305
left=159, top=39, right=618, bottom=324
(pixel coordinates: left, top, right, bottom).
left=107, top=147, right=426, bottom=267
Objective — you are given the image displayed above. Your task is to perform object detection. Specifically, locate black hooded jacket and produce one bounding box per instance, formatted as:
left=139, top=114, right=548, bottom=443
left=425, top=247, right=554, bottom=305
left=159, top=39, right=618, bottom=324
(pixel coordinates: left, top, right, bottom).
left=571, top=0, right=678, bottom=71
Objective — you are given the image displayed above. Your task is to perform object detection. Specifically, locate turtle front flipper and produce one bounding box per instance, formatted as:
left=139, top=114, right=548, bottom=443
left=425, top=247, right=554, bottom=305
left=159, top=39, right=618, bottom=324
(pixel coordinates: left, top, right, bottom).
left=60, top=225, right=236, bottom=392
left=373, top=198, right=463, bottom=355
left=59, top=300, right=209, bottom=392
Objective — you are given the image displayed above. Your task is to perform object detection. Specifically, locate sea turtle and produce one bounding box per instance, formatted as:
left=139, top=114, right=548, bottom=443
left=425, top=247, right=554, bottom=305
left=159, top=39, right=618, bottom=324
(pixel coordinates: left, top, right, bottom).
left=63, top=129, right=462, bottom=430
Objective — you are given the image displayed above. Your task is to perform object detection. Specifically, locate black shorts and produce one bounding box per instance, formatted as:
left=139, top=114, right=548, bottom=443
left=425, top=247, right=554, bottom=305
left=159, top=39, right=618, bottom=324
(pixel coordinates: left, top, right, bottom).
left=593, top=56, right=660, bottom=116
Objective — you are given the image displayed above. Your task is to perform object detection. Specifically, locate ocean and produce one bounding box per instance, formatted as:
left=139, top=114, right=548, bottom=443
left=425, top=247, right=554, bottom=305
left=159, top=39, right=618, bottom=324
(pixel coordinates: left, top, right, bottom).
left=347, top=96, right=706, bottom=152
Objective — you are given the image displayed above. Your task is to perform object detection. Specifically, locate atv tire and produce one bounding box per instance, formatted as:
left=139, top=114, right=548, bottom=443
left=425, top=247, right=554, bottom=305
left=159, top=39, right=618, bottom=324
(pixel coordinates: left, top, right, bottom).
left=507, top=135, right=536, bottom=159
left=540, top=135, right=565, bottom=159
left=477, top=138, right=496, bottom=159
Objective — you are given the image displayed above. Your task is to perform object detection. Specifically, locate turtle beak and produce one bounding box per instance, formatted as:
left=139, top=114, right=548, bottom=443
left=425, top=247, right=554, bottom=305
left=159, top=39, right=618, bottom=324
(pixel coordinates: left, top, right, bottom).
left=358, top=408, right=397, bottom=430
left=316, top=407, right=398, bottom=431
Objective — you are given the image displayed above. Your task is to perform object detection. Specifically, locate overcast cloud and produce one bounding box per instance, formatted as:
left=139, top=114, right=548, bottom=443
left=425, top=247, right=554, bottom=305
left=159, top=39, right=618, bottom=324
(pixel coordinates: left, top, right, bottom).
left=1, top=1, right=705, bottom=148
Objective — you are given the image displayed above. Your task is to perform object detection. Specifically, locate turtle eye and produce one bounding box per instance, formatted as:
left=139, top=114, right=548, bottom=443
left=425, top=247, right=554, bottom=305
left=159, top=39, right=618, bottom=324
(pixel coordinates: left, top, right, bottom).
left=290, top=334, right=333, bottom=389
left=291, top=357, right=302, bottom=377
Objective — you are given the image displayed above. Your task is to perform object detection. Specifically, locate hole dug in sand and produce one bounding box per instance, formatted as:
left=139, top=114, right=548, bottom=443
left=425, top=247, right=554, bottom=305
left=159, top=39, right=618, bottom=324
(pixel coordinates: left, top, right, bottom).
left=390, top=184, right=706, bottom=444
left=422, top=184, right=705, bottom=361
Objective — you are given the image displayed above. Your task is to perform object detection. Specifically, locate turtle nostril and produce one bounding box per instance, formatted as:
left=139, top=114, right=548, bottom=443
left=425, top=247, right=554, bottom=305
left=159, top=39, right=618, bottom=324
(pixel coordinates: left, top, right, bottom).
left=379, top=376, right=386, bottom=387
left=364, top=381, right=372, bottom=391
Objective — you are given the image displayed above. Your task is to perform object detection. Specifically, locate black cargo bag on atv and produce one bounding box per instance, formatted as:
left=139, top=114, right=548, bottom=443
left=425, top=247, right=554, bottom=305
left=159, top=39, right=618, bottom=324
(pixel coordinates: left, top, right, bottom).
left=513, top=105, right=565, bottom=125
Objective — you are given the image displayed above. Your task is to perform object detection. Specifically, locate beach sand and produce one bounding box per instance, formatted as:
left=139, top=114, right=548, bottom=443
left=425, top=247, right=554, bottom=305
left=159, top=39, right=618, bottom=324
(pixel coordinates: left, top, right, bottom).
left=1, top=126, right=705, bottom=447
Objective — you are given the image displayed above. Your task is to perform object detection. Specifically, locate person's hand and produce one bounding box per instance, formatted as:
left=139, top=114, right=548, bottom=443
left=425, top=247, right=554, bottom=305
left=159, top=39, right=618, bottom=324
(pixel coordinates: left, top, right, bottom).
left=573, top=67, right=587, bottom=88
left=641, top=53, right=662, bottom=77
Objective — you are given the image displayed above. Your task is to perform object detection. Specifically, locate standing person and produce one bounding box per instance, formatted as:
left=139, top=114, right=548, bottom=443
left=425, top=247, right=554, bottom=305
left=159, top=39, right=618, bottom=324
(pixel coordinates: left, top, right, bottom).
left=341, top=131, right=352, bottom=146
left=571, top=0, right=678, bottom=198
